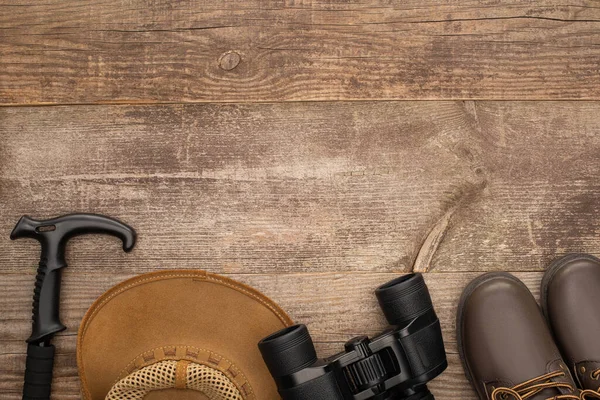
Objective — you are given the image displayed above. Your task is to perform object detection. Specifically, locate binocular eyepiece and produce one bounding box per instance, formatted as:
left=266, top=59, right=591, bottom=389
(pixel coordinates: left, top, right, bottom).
left=259, top=273, right=447, bottom=400
left=375, top=273, right=434, bottom=326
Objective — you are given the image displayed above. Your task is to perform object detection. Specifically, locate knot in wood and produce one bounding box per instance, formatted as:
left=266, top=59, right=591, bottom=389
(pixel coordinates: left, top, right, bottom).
left=218, top=51, right=241, bottom=71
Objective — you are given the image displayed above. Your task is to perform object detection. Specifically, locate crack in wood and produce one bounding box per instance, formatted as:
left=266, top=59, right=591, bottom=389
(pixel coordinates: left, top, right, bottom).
left=405, top=15, right=600, bottom=24
left=412, top=180, right=487, bottom=273
left=91, top=26, right=239, bottom=33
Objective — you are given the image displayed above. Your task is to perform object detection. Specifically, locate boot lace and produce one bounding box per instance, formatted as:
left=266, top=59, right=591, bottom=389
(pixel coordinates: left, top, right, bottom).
left=490, top=371, right=600, bottom=400
left=587, top=368, right=600, bottom=393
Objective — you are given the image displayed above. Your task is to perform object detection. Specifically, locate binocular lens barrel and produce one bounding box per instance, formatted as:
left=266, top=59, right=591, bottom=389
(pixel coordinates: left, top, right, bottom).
left=258, top=324, right=317, bottom=378
left=375, top=273, right=433, bottom=326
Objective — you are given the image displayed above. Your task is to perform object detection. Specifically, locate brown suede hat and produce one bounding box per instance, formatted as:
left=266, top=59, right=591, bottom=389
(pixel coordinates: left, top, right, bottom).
left=77, top=270, right=293, bottom=400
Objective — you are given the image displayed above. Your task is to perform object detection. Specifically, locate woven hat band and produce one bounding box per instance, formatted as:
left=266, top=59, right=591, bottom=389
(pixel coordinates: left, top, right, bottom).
left=106, top=360, right=243, bottom=400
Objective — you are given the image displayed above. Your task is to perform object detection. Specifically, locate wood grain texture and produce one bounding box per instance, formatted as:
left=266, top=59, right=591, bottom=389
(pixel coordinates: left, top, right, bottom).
left=2, top=0, right=600, bottom=104
left=2, top=102, right=599, bottom=275
left=1, top=101, right=599, bottom=398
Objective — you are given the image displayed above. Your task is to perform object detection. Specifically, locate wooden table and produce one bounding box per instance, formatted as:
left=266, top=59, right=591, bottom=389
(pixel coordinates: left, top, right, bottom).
left=2, top=1, right=600, bottom=399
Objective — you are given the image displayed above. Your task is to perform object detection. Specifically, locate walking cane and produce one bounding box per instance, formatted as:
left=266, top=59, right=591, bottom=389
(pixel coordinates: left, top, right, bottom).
left=11, top=214, right=136, bottom=400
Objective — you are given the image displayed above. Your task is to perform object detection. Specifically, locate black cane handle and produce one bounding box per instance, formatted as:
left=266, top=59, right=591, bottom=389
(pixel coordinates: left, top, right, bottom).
left=11, top=214, right=136, bottom=271
left=11, top=213, right=136, bottom=343
left=29, top=261, right=65, bottom=343
left=22, top=344, right=55, bottom=400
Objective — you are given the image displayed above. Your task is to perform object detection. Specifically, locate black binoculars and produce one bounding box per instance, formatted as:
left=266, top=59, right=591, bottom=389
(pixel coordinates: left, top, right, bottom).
left=258, top=273, right=447, bottom=400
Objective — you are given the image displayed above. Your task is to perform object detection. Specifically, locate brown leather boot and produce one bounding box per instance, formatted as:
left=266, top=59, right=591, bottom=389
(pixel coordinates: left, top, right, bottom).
left=542, top=254, right=600, bottom=394
left=458, top=272, right=583, bottom=400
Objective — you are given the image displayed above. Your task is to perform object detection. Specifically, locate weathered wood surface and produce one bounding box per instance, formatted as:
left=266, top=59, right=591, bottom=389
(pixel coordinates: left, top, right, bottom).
left=2, top=0, right=600, bottom=104
left=1, top=101, right=600, bottom=398
left=2, top=102, right=599, bottom=274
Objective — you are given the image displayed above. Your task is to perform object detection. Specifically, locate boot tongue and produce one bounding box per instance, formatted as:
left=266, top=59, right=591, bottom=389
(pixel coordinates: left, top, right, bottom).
left=529, top=378, right=581, bottom=400
left=491, top=381, right=578, bottom=400
left=510, top=363, right=580, bottom=400
left=538, top=361, right=580, bottom=400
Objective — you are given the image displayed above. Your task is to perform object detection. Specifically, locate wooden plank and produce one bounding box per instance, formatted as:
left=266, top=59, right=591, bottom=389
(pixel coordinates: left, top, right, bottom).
left=1, top=102, right=599, bottom=275
left=2, top=1, right=600, bottom=104
left=0, top=271, right=545, bottom=399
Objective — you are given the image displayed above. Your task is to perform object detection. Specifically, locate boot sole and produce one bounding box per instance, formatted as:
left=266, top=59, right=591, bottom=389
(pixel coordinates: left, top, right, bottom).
left=456, top=271, right=533, bottom=400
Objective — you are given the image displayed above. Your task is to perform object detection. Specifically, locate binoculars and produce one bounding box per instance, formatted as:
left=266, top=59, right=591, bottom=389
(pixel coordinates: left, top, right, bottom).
left=258, top=273, right=447, bottom=400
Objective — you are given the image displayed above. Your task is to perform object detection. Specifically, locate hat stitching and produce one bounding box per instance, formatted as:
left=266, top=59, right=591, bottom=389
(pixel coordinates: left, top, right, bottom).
left=187, top=348, right=200, bottom=359
left=208, top=354, right=221, bottom=364
left=241, top=383, right=252, bottom=396
left=113, top=345, right=254, bottom=398
left=164, top=347, right=177, bottom=356
left=227, top=366, right=239, bottom=378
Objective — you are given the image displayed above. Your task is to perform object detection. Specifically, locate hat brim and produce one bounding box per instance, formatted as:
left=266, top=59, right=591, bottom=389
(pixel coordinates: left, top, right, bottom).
left=77, top=270, right=292, bottom=400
